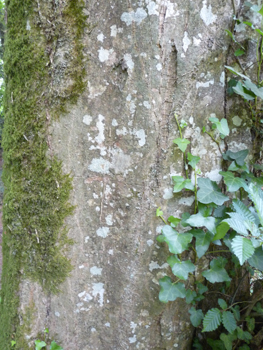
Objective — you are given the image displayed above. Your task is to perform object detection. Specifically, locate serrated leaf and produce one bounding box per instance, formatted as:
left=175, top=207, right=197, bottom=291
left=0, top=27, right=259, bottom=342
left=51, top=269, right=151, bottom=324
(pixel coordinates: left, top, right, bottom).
left=186, top=212, right=216, bottom=234
left=35, top=340, right=47, bottom=350
left=223, top=149, right=249, bottom=166
left=231, top=235, right=255, bottom=265
left=50, top=341, right=64, bottom=350
left=162, top=225, right=193, bottom=254
left=173, top=138, right=190, bottom=152
left=245, top=316, right=255, bottom=332
left=202, top=308, right=222, bottom=332
left=167, top=256, right=196, bottom=280
left=232, top=199, right=256, bottom=223
left=248, top=247, right=263, bottom=271
left=186, top=289, right=197, bottom=304
left=192, top=229, right=214, bottom=258
left=247, top=183, right=263, bottom=226
left=197, top=178, right=229, bottom=205
left=222, top=311, right=237, bottom=333
left=187, top=152, right=200, bottom=169
left=189, top=307, right=204, bottom=327
left=202, top=257, right=231, bottom=283
left=220, top=171, right=247, bottom=192
left=159, top=276, right=186, bottom=303
left=218, top=298, right=228, bottom=310
left=213, top=221, right=230, bottom=241
left=172, top=176, right=194, bottom=192
left=209, top=117, right=229, bottom=137
left=220, top=333, right=237, bottom=350
left=231, top=305, right=240, bottom=321
left=234, top=49, right=245, bottom=56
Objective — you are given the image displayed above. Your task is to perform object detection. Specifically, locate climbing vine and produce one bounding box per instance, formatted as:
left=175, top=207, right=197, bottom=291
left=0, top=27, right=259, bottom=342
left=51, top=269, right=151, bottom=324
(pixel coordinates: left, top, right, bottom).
left=157, top=3, right=263, bottom=349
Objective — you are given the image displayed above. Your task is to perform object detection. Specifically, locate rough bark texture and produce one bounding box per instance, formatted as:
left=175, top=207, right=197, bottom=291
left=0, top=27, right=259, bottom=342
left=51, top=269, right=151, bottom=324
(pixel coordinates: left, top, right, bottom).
left=1, top=0, right=254, bottom=349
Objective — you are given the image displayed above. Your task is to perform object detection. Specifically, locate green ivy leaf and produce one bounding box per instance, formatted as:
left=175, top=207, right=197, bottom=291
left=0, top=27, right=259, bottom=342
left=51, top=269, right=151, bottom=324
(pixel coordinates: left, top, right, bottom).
left=243, top=79, right=263, bottom=99
left=187, top=152, right=200, bottom=169
left=222, top=311, right=237, bottom=333
left=191, top=229, right=214, bottom=258
left=234, top=49, right=245, bottom=56
left=220, top=171, right=247, bottom=192
left=218, top=298, right=228, bottom=310
left=233, top=81, right=255, bottom=100
left=248, top=247, right=263, bottom=271
left=209, top=117, right=230, bottom=138
left=181, top=212, right=191, bottom=227
left=202, top=257, right=231, bottom=283
left=228, top=161, right=249, bottom=173
left=223, top=149, right=249, bottom=166
left=159, top=276, right=186, bottom=303
left=173, top=138, right=190, bottom=152
left=225, top=66, right=250, bottom=80
left=231, top=235, right=255, bottom=265
left=50, top=341, right=64, bottom=350
left=186, top=212, right=216, bottom=234
left=185, top=289, right=197, bottom=304
left=189, top=307, right=204, bottom=327
left=35, top=340, right=47, bottom=350
left=172, top=176, right=194, bottom=192
left=202, top=308, right=222, bottom=332
left=197, top=178, right=229, bottom=205
left=238, top=345, right=250, bottom=350
left=162, top=225, right=193, bottom=254
left=156, top=207, right=163, bottom=217
left=168, top=216, right=181, bottom=227
left=156, top=234, right=165, bottom=243
left=196, top=282, right=208, bottom=295
left=213, top=222, right=230, bottom=241
left=167, top=255, right=196, bottom=280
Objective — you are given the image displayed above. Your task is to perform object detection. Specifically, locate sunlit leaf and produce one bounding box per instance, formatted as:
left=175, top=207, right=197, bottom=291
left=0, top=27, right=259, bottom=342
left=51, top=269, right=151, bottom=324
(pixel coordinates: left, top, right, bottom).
left=213, top=222, right=230, bottom=241
left=191, top=229, right=214, bottom=258
left=187, top=152, right=200, bottom=169
left=35, top=340, right=47, bottom=350
left=172, top=176, right=194, bottom=192
left=222, top=311, right=237, bottom=333
left=220, top=171, right=247, bottom=192
left=231, top=235, right=255, bottom=265
left=202, top=257, right=231, bottom=283
left=202, top=308, right=222, bottom=332
left=186, top=213, right=216, bottom=234
left=173, top=138, right=190, bottom=152
left=197, top=178, right=229, bottom=205
left=159, top=276, right=186, bottom=303
left=167, top=255, right=195, bottom=280
left=234, top=49, right=245, bottom=56
left=50, top=341, right=64, bottom=350
left=233, top=81, right=255, bottom=100
left=162, top=225, right=193, bottom=254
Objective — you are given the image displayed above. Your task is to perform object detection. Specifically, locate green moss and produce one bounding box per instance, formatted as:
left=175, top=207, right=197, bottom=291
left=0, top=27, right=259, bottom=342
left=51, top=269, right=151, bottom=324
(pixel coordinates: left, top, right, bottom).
left=0, top=0, right=88, bottom=348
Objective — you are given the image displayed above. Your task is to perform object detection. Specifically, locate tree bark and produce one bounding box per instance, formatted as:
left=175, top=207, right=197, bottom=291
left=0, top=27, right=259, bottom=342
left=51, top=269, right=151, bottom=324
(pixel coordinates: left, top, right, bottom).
left=0, top=0, right=253, bottom=349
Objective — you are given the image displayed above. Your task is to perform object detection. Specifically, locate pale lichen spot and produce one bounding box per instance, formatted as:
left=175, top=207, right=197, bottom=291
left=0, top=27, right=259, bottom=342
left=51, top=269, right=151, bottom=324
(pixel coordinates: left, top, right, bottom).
left=193, top=36, right=201, bottom=46
left=183, top=31, right=191, bottom=52
left=129, top=335, right=137, bottom=344
left=156, top=63, right=162, bottom=71
left=55, top=312, right=60, bottom=317
left=112, top=118, right=118, bottom=126
left=232, top=115, right=242, bottom=126
left=147, top=239, right=154, bottom=247
left=143, top=101, right=151, bottom=109
left=96, top=227, right=109, bottom=238
left=105, top=322, right=111, bottom=327
left=98, top=47, right=115, bottom=63
left=105, top=214, right=113, bottom=225
left=26, top=20, right=31, bottom=30
left=200, top=0, right=217, bottom=26
left=88, top=158, right=111, bottom=174
left=83, top=114, right=93, bottom=126
left=149, top=261, right=169, bottom=272
left=124, top=53, right=134, bottom=71
left=196, top=79, right=214, bottom=89
left=95, top=114, right=105, bottom=145
left=178, top=196, right=195, bottom=206
left=220, top=71, right=225, bottom=87
left=91, top=328, right=96, bottom=333
left=121, top=8, right=147, bottom=26
left=97, top=33, right=105, bottom=42
left=135, top=129, right=146, bottom=147
left=92, top=282, right=105, bottom=307
left=205, top=169, right=222, bottom=183
left=163, top=188, right=173, bottom=200
left=90, top=266, right=103, bottom=276
left=147, top=1, right=158, bottom=15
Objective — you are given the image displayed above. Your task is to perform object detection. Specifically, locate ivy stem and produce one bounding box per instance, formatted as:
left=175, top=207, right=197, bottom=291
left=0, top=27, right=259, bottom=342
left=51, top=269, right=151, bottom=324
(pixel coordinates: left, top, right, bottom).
left=204, top=130, right=223, bottom=155
left=194, top=169, right=198, bottom=214
left=174, top=113, right=182, bottom=139
left=172, top=278, right=182, bottom=285
left=160, top=216, right=168, bottom=225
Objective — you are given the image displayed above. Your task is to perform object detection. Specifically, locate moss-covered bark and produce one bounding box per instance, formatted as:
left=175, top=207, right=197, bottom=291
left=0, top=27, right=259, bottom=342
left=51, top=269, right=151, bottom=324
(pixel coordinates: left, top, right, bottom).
left=0, top=0, right=87, bottom=347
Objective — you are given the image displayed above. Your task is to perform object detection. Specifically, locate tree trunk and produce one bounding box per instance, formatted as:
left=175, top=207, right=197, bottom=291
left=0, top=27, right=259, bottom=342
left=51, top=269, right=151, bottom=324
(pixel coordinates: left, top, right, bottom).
left=0, top=0, right=253, bottom=349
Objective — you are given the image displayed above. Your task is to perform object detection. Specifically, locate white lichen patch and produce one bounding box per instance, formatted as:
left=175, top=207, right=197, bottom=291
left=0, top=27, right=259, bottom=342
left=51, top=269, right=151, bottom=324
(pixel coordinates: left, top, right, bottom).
left=110, top=25, right=123, bottom=37
left=147, top=1, right=158, bottom=15
left=129, top=335, right=137, bottom=344
left=196, top=79, right=214, bottom=89
left=112, top=118, right=118, bottom=126
left=26, top=20, right=31, bottom=30
left=143, top=101, right=151, bottom=109
left=163, top=188, right=173, bottom=199
left=95, top=114, right=105, bottom=144
left=88, top=158, right=111, bottom=174
left=98, top=47, right=116, bottom=64
left=232, top=115, right=242, bottom=126
left=147, top=239, right=154, bottom=246
left=135, top=129, right=146, bottom=147
left=183, top=31, right=191, bottom=52
left=178, top=196, right=195, bottom=206
left=92, top=283, right=105, bottom=307
left=220, top=71, right=225, bottom=87
left=105, top=322, right=111, bottom=327
left=90, top=266, right=103, bottom=276
left=83, top=114, right=93, bottom=126
left=149, top=261, right=169, bottom=272
left=121, top=8, right=147, bottom=26
left=200, top=0, right=217, bottom=26
left=123, top=53, right=134, bottom=71
left=105, top=214, right=113, bottom=225
left=88, top=81, right=107, bottom=99
left=193, top=37, right=201, bottom=46
left=96, top=227, right=109, bottom=238
left=97, top=33, right=104, bottom=42
left=111, top=149, right=132, bottom=174
left=205, top=169, right=222, bottom=183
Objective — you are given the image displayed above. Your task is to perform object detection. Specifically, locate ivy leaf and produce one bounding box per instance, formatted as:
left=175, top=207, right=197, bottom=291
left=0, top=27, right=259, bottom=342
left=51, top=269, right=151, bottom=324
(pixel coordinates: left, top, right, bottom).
left=220, top=171, right=247, bottom=192
left=168, top=216, right=181, bottom=227
left=191, top=229, right=214, bottom=258
left=196, top=282, right=208, bottom=295
left=156, top=207, right=163, bottom=217
left=202, top=257, right=231, bottom=283
left=167, top=255, right=195, bottom=280
left=189, top=307, right=204, bottom=327
left=181, top=212, right=191, bottom=227
left=248, top=247, right=263, bottom=271
left=187, top=153, right=200, bottom=169
left=35, top=340, right=47, bottom=350
left=159, top=276, right=186, bottom=303
left=243, top=79, right=263, bottom=99
left=172, top=176, right=194, bottom=192
left=218, top=298, right=228, bottom=310
left=225, top=66, right=249, bottom=80
left=231, top=235, right=255, bottom=265
left=222, top=311, right=237, bottom=333
left=232, top=81, right=255, bottom=100
left=213, top=222, right=230, bottom=241
left=156, top=234, right=165, bottom=243
left=228, top=161, right=249, bottom=173
left=50, top=341, right=64, bottom=350
left=202, top=308, right=222, bottom=332
left=223, top=149, right=249, bottom=166
left=234, top=49, right=245, bottom=56
left=209, top=117, right=230, bottom=138
left=162, top=225, right=193, bottom=254
left=185, top=289, right=197, bottom=304
left=173, top=138, right=190, bottom=152
left=197, top=178, right=229, bottom=205
left=186, top=212, right=216, bottom=234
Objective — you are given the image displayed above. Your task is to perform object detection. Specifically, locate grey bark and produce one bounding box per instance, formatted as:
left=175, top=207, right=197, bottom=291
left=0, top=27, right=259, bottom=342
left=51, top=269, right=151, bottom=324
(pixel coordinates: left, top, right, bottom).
left=15, top=0, right=253, bottom=349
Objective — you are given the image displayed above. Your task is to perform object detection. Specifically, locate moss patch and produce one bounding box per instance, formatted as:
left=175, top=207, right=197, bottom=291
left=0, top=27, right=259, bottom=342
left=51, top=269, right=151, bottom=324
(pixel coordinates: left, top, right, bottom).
left=0, top=0, right=87, bottom=348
